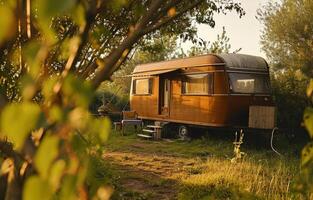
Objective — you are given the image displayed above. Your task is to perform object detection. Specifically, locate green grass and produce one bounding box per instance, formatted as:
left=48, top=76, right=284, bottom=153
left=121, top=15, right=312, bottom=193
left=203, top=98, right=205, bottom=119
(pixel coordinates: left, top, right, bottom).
left=101, top=128, right=304, bottom=199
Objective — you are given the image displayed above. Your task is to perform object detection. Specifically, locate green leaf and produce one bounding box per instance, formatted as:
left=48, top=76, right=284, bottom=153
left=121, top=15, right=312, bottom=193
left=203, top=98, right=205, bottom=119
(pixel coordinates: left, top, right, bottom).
left=98, top=117, right=111, bottom=142
left=307, top=79, right=313, bottom=97
left=0, top=102, right=41, bottom=149
left=58, top=38, right=71, bottom=60
left=68, top=107, right=90, bottom=130
left=62, top=74, right=93, bottom=108
left=304, top=107, right=313, bottom=138
left=76, top=160, right=88, bottom=187
left=72, top=3, right=86, bottom=28
left=23, top=41, right=41, bottom=78
left=20, top=75, right=36, bottom=100
left=301, top=142, right=313, bottom=167
left=42, top=76, right=58, bottom=102
left=34, top=135, right=59, bottom=179
left=36, top=0, right=75, bottom=43
left=134, top=4, right=145, bottom=19
left=71, top=132, right=88, bottom=155
left=49, top=159, right=66, bottom=191
left=37, top=0, right=75, bottom=19
left=59, top=175, right=78, bottom=200
left=49, top=106, right=66, bottom=123
left=0, top=5, right=14, bottom=44
left=23, top=176, right=53, bottom=200
left=108, top=0, right=128, bottom=12
left=88, top=117, right=111, bottom=143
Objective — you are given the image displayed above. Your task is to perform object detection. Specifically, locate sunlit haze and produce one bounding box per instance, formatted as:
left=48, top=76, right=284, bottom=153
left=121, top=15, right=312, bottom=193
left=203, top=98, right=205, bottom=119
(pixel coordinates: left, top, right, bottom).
left=182, top=0, right=280, bottom=59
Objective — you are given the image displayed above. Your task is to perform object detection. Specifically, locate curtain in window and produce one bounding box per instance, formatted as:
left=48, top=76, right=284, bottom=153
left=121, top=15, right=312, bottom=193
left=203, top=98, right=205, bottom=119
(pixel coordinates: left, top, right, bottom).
left=182, top=74, right=212, bottom=94
left=133, top=79, right=151, bottom=94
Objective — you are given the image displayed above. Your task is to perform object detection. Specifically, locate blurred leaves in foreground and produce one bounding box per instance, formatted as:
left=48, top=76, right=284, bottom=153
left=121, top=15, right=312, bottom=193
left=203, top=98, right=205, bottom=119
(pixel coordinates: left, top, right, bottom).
left=0, top=0, right=245, bottom=199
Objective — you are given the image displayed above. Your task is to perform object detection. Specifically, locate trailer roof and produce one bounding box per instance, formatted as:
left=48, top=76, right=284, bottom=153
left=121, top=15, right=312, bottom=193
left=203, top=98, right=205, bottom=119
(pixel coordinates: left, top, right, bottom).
left=132, top=53, right=268, bottom=75
left=218, top=54, right=268, bottom=71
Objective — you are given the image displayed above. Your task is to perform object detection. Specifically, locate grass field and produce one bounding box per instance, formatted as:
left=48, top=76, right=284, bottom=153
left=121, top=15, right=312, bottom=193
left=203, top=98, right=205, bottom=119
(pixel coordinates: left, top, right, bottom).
left=99, top=128, right=305, bottom=200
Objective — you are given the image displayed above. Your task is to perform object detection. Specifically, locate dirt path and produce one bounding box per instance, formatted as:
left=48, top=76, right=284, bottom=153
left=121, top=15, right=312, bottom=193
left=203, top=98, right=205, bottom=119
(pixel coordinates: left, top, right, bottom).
left=103, top=134, right=299, bottom=200
left=104, top=142, right=200, bottom=199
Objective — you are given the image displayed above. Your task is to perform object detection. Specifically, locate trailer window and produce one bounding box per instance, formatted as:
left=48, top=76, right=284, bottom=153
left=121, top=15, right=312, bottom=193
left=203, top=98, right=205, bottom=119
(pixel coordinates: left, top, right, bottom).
left=182, top=74, right=213, bottom=94
left=228, top=73, right=270, bottom=94
left=132, top=78, right=152, bottom=95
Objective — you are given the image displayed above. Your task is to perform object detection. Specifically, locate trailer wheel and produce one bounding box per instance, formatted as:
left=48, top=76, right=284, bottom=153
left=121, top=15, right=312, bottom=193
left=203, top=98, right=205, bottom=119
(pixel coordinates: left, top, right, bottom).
left=178, top=125, right=190, bottom=140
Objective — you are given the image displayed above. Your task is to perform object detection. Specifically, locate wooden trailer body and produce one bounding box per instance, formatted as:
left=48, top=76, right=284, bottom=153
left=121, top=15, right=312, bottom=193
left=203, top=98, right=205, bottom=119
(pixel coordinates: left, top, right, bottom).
left=130, top=54, right=275, bottom=129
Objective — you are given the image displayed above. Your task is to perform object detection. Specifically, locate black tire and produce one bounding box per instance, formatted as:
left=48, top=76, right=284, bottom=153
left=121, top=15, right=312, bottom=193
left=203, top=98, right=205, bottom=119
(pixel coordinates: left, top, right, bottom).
left=178, top=125, right=190, bottom=140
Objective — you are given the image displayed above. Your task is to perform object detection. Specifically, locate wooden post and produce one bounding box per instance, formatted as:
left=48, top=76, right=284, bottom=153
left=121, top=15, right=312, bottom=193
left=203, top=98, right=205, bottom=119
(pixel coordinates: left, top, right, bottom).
left=154, top=127, right=162, bottom=140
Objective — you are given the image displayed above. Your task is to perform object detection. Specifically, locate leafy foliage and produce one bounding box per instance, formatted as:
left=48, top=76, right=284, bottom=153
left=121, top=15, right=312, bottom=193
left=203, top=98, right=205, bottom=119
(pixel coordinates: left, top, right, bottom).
left=0, top=0, right=245, bottom=199
left=179, top=26, right=241, bottom=57
left=258, top=2, right=313, bottom=198
left=258, top=1, right=313, bottom=197
left=296, top=83, right=313, bottom=198
left=1, top=102, right=41, bottom=149
left=270, top=71, right=309, bottom=130
left=258, top=0, right=313, bottom=76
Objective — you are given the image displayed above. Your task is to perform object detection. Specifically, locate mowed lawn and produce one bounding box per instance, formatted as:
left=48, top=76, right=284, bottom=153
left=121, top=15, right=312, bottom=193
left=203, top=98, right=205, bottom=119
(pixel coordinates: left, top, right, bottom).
left=101, top=128, right=303, bottom=200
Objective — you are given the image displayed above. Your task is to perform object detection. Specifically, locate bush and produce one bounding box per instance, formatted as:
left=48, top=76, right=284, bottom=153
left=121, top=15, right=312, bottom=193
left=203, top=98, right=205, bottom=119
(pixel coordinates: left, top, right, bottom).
left=271, top=70, right=309, bottom=133
left=90, top=91, right=129, bottom=115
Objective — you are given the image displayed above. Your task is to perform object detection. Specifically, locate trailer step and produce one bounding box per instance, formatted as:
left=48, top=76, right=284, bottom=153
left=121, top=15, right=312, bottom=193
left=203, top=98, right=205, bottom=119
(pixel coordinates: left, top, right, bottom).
left=137, top=134, right=153, bottom=139
left=142, top=129, right=156, bottom=133
left=147, top=125, right=162, bottom=128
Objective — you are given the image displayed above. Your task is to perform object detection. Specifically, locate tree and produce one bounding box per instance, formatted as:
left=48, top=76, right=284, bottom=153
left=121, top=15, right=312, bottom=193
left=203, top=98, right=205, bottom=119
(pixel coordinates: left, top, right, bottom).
left=178, top=26, right=241, bottom=57
left=270, top=70, right=308, bottom=130
left=259, top=0, right=313, bottom=197
left=258, top=0, right=313, bottom=76
left=258, top=0, right=311, bottom=129
left=97, top=34, right=179, bottom=109
left=0, top=0, right=244, bottom=199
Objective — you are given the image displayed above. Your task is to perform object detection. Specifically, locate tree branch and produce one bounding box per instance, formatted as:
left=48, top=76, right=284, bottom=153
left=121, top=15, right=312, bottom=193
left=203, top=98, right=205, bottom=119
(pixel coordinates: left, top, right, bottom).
left=92, top=0, right=165, bottom=87
left=142, top=0, right=204, bottom=35
left=78, top=27, right=120, bottom=77
left=65, top=7, right=96, bottom=75
left=0, top=140, right=19, bottom=160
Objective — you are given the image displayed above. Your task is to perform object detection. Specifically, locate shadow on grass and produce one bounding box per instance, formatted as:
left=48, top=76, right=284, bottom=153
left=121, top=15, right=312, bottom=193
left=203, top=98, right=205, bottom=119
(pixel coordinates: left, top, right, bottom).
left=178, top=183, right=261, bottom=200
left=107, top=162, right=177, bottom=200
left=190, top=127, right=305, bottom=158
left=104, top=156, right=262, bottom=200
left=107, top=126, right=303, bottom=162
left=104, top=129, right=298, bottom=200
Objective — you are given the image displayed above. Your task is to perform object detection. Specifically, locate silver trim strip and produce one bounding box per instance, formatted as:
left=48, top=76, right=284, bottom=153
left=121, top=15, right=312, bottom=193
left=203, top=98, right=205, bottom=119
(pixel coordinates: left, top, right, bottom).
left=132, top=63, right=226, bottom=75
left=181, top=70, right=224, bottom=75
left=227, top=70, right=268, bottom=74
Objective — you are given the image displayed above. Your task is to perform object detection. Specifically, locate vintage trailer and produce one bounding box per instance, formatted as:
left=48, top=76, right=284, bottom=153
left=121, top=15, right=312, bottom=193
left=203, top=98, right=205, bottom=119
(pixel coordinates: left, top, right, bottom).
left=130, top=53, right=276, bottom=137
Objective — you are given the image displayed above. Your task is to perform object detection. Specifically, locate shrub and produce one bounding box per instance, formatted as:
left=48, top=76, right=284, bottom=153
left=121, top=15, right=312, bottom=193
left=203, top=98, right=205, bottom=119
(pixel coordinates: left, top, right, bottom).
left=271, top=70, right=309, bottom=133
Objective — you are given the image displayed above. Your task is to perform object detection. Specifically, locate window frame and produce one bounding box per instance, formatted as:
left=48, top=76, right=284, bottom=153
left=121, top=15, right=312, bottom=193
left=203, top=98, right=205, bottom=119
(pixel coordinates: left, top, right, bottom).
left=228, top=72, right=271, bottom=95
left=181, top=73, right=214, bottom=95
left=132, top=78, right=153, bottom=95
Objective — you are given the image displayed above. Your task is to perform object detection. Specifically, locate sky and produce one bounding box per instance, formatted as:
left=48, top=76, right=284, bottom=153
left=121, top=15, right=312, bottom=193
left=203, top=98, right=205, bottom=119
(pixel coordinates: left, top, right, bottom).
left=183, top=0, right=279, bottom=58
